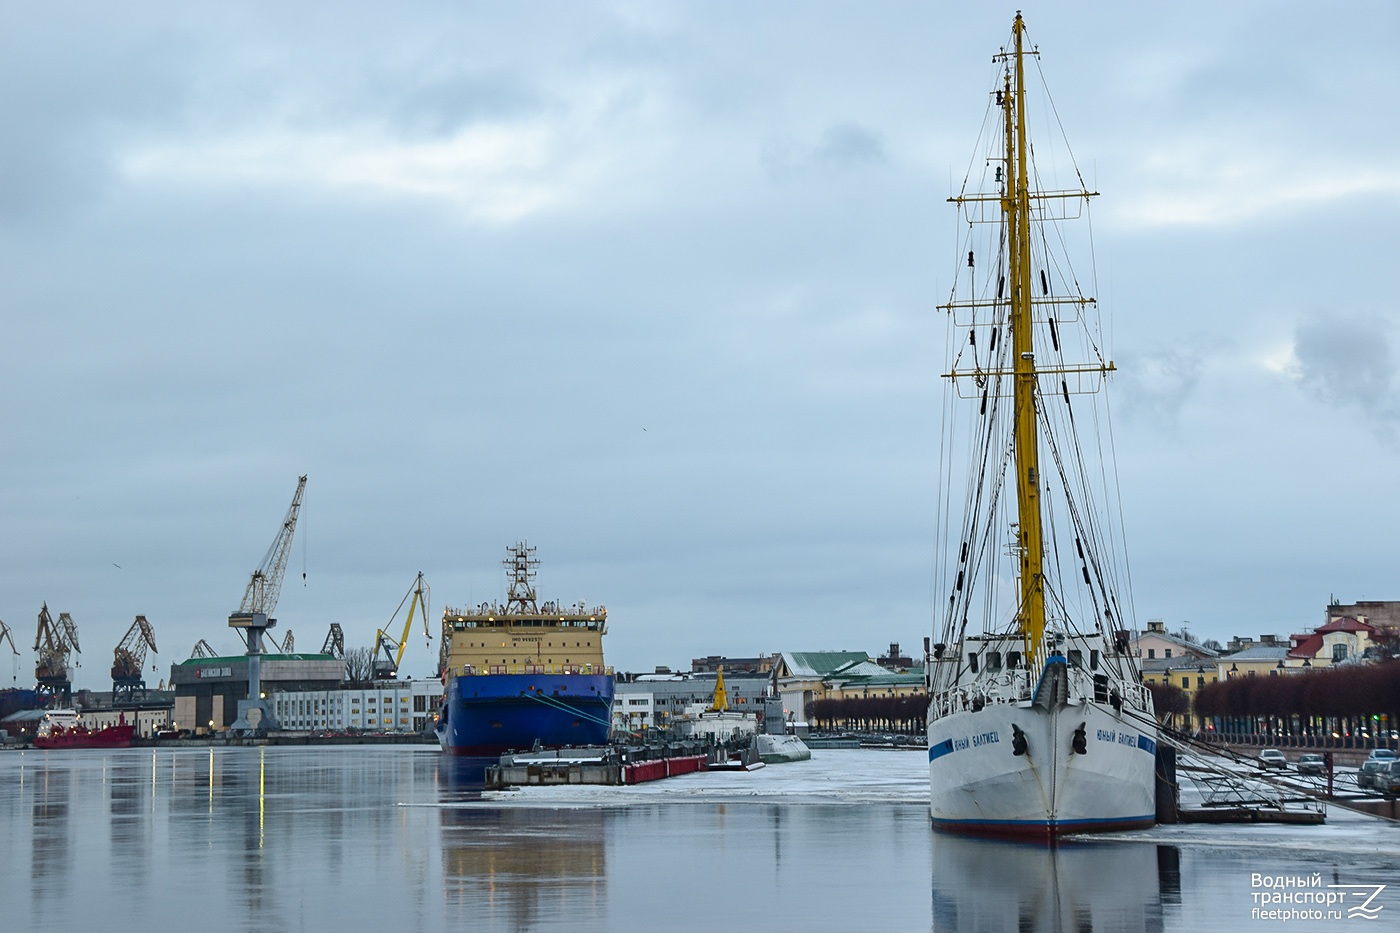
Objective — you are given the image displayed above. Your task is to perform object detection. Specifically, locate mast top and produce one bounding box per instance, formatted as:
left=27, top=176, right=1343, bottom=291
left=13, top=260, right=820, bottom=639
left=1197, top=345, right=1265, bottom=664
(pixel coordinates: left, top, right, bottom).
left=504, top=542, right=540, bottom=614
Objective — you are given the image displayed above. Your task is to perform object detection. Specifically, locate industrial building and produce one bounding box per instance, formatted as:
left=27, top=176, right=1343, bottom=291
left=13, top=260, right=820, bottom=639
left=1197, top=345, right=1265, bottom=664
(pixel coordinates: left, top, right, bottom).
left=170, top=653, right=344, bottom=734
left=268, top=679, right=442, bottom=734
left=613, top=670, right=773, bottom=732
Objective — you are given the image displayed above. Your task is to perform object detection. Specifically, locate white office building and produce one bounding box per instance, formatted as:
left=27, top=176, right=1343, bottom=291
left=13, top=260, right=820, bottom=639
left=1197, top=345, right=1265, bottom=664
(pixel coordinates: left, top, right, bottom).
left=269, top=679, right=443, bottom=734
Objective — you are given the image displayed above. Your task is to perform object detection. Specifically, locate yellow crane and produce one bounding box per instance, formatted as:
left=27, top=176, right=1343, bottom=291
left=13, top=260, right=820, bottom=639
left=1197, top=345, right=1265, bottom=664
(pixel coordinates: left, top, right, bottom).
left=373, top=572, right=431, bottom=680
left=35, top=604, right=80, bottom=704
left=112, top=615, right=158, bottom=704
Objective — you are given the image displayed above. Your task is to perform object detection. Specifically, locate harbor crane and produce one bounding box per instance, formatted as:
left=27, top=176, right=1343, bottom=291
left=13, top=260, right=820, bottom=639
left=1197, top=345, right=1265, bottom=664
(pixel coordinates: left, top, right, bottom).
left=34, top=604, right=80, bottom=705
left=320, top=623, right=345, bottom=659
left=1, top=619, right=18, bottom=684
left=237, top=474, right=308, bottom=616
left=112, top=615, right=158, bottom=705
left=437, top=616, right=449, bottom=678
left=263, top=629, right=294, bottom=653
left=228, top=474, right=307, bottom=734
left=373, top=572, right=431, bottom=680
left=189, top=639, right=218, bottom=659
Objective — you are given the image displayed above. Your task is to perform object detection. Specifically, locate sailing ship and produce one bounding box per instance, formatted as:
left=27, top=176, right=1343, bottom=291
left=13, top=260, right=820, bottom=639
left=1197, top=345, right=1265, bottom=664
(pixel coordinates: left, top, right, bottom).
left=925, top=14, right=1157, bottom=838
left=436, top=543, right=614, bottom=756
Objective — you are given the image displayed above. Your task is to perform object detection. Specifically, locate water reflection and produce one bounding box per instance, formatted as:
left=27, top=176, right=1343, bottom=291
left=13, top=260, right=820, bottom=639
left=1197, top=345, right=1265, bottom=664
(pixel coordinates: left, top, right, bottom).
left=31, top=766, right=73, bottom=928
left=108, top=752, right=152, bottom=893
left=436, top=757, right=607, bottom=930
left=9, top=747, right=1394, bottom=932
left=931, top=835, right=1175, bottom=932
left=436, top=754, right=493, bottom=798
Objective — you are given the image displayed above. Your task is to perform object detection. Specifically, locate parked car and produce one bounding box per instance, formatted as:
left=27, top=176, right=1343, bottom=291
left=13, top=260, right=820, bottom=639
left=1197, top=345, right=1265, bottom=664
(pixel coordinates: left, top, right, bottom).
left=1365, top=748, right=1397, bottom=763
left=1379, top=761, right=1400, bottom=798
left=1257, top=749, right=1287, bottom=770
left=1358, top=759, right=1389, bottom=791
left=1296, top=753, right=1325, bottom=776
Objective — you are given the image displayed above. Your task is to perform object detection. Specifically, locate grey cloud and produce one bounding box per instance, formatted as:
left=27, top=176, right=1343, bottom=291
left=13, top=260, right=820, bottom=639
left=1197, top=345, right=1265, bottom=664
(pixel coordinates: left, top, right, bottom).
left=372, top=68, right=548, bottom=139
left=1289, top=313, right=1400, bottom=440
left=1112, top=346, right=1204, bottom=428
left=813, top=123, right=887, bottom=169
left=762, top=121, right=887, bottom=181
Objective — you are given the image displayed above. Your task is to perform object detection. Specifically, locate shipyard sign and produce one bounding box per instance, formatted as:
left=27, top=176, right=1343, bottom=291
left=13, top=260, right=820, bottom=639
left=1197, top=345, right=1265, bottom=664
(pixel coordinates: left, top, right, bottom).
left=195, top=666, right=233, bottom=679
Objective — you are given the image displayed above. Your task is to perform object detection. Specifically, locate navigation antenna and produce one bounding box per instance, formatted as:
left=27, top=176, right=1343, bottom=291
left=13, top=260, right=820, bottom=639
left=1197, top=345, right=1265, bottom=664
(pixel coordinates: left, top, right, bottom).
left=504, top=542, right=540, bottom=614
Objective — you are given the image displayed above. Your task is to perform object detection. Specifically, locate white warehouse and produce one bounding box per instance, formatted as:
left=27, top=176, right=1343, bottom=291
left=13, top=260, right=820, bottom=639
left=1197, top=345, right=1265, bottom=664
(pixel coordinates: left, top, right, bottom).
left=270, top=679, right=443, bottom=734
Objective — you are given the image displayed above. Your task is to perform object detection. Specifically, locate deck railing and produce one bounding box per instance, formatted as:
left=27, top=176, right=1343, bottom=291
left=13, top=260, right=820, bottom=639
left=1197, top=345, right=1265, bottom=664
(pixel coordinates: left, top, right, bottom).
left=453, top=663, right=615, bottom=677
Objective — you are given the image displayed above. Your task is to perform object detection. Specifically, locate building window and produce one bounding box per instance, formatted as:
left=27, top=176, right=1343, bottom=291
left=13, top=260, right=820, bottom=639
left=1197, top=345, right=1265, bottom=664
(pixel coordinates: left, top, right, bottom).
left=1147, top=649, right=1155, bottom=659
left=1165, top=649, right=1172, bottom=659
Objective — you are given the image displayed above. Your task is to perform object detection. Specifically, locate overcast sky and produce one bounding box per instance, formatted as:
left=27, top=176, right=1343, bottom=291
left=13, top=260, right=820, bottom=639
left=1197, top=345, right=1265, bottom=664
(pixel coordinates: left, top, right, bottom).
left=2, top=1, right=1398, bottom=690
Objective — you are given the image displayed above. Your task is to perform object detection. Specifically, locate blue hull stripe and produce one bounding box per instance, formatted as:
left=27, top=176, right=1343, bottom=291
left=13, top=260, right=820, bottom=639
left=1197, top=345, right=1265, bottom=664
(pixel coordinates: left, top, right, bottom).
left=932, top=813, right=1154, bottom=828
left=1137, top=734, right=1157, bottom=756
left=931, top=814, right=1156, bottom=837
left=928, top=739, right=956, bottom=763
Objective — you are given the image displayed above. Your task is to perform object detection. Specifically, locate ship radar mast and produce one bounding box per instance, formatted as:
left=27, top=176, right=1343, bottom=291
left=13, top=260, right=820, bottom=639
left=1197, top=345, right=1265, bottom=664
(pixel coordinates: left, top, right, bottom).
left=504, top=542, right=541, bottom=614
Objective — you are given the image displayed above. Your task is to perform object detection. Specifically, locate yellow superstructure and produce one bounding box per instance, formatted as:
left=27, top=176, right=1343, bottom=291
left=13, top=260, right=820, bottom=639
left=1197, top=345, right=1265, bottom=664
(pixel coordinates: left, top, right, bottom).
left=441, top=543, right=608, bottom=677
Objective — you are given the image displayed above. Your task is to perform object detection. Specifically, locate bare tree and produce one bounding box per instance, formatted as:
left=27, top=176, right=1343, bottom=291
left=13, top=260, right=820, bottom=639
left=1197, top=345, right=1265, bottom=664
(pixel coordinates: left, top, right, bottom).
left=344, top=646, right=374, bottom=685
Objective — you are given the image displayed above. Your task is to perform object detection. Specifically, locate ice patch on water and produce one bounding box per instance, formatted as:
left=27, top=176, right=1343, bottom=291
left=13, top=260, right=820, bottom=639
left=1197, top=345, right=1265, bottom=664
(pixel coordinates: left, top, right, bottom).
left=460, top=748, right=928, bottom=808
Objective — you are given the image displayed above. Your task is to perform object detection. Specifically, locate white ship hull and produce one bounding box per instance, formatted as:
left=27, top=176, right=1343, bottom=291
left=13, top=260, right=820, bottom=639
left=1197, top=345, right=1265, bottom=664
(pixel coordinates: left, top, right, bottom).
left=927, top=694, right=1156, bottom=837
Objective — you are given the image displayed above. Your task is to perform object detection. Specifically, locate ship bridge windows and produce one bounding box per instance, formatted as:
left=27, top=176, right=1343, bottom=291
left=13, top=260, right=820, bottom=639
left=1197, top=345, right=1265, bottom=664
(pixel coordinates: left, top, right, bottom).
left=1068, top=649, right=1083, bottom=669
left=967, top=653, right=979, bottom=673
left=1007, top=651, right=1022, bottom=669
left=986, top=651, right=1002, bottom=672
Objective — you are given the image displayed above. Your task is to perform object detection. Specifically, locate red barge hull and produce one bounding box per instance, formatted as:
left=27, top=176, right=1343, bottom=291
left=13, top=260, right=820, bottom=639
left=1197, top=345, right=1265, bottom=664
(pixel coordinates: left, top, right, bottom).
left=34, top=722, right=136, bottom=749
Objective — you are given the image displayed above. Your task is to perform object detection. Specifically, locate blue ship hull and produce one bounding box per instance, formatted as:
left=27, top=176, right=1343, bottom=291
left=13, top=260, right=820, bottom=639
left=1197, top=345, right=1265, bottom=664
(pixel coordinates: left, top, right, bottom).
left=435, top=672, right=614, bottom=756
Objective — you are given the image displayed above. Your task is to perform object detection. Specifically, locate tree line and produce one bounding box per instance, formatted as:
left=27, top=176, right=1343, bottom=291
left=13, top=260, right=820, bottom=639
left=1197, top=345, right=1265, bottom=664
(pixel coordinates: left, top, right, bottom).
left=1191, top=661, right=1400, bottom=739
left=807, top=695, right=926, bottom=733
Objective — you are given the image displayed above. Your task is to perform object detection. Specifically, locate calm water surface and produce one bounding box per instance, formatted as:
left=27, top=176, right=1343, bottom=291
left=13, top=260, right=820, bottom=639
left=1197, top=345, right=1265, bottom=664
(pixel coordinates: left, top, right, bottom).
left=1, top=746, right=1396, bottom=932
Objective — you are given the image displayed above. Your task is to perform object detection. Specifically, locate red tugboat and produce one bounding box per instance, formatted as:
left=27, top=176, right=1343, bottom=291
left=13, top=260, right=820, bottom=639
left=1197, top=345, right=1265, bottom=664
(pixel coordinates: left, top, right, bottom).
left=33, top=709, right=136, bottom=749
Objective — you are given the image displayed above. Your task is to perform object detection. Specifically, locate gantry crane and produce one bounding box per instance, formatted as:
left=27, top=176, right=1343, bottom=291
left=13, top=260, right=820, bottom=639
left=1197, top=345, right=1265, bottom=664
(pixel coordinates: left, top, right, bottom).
left=266, top=629, right=294, bottom=653
left=228, top=474, right=307, bottom=734
left=1, top=619, right=18, bottom=685
left=374, top=572, right=431, bottom=680
left=112, top=615, right=158, bottom=705
left=34, top=604, right=80, bottom=705
left=189, top=639, right=219, bottom=659
left=320, top=623, right=345, bottom=659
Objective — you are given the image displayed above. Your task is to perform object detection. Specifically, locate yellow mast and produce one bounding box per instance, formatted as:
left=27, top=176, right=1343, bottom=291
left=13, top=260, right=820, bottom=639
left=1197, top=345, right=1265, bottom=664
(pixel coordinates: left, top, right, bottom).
left=1006, top=13, right=1047, bottom=665
left=941, top=15, right=1113, bottom=668
left=708, top=667, right=729, bottom=712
